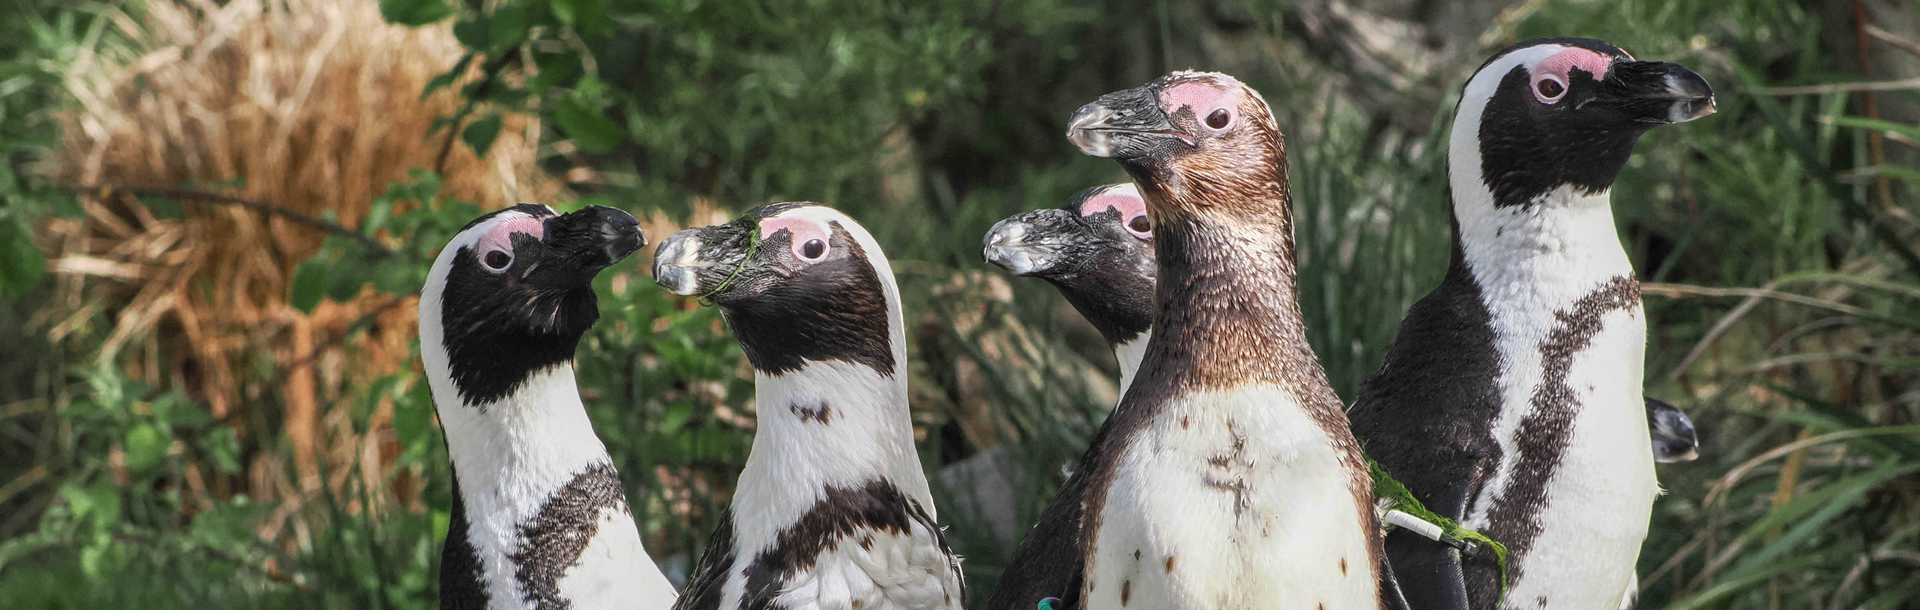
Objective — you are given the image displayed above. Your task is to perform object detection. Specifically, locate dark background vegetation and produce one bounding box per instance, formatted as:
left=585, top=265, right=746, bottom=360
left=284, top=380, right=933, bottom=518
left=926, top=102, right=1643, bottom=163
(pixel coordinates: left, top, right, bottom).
left=1, top=0, right=1917, bottom=607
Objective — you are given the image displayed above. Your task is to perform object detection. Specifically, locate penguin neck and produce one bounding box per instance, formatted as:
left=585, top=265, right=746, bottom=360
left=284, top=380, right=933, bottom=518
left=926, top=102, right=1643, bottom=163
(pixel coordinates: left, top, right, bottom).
left=1448, top=172, right=1638, bottom=310
left=1138, top=202, right=1315, bottom=391
left=1109, top=331, right=1150, bottom=395
left=732, top=356, right=933, bottom=550
left=430, top=363, right=615, bottom=501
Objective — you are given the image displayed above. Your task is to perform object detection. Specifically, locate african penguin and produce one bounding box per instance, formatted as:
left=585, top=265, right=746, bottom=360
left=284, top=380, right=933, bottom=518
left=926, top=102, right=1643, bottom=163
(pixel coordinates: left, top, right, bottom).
left=652, top=202, right=965, bottom=610
left=983, top=183, right=1156, bottom=391
left=420, top=204, right=676, bottom=610
left=992, top=71, right=1389, bottom=610
left=1343, top=38, right=1715, bottom=610
left=980, top=184, right=1700, bottom=459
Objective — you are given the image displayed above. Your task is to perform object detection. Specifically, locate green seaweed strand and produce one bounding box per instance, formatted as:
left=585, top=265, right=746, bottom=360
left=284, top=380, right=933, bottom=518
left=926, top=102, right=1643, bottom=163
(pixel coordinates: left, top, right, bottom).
left=1368, top=457, right=1510, bottom=605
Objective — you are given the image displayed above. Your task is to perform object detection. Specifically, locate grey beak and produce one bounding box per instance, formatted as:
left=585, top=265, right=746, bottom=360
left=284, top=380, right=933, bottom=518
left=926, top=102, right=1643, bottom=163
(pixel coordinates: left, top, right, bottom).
left=652, top=228, right=712, bottom=296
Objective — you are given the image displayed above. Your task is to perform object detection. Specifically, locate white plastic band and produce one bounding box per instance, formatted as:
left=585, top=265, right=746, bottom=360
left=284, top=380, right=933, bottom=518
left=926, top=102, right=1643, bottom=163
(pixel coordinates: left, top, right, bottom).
left=1385, top=509, right=1446, bottom=542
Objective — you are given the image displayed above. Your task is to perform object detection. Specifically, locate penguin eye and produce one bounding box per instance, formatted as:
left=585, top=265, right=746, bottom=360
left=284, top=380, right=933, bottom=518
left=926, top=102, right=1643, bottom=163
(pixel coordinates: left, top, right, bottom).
left=481, top=247, right=513, bottom=272
left=1205, top=108, right=1233, bottom=130
left=798, top=238, right=828, bottom=261
left=1533, top=74, right=1567, bottom=104
left=1125, top=215, right=1152, bottom=238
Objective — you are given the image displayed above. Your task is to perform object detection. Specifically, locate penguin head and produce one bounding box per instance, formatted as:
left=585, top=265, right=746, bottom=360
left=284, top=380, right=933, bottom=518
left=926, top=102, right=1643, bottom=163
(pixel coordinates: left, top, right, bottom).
left=652, top=202, right=901, bottom=376
left=1451, top=38, right=1715, bottom=211
left=1066, top=71, right=1286, bottom=222
left=420, top=204, right=645, bottom=407
left=983, top=183, right=1156, bottom=345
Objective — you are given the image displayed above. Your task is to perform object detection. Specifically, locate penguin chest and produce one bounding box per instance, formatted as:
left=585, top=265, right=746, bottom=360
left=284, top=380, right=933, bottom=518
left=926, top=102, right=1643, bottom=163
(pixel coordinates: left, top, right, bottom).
left=719, top=482, right=964, bottom=610
left=1085, top=387, right=1377, bottom=610
left=459, top=462, right=675, bottom=610
left=1478, top=298, right=1656, bottom=610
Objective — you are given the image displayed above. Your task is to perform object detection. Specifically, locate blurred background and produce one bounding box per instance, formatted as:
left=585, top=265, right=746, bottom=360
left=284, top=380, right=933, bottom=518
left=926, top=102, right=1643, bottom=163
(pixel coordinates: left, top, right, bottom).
left=1, top=0, right=1916, bottom=607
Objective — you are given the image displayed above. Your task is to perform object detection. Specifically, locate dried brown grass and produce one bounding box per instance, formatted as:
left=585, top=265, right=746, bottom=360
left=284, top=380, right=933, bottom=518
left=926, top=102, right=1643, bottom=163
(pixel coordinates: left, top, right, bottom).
left=36, top=0, right=559, bottom=543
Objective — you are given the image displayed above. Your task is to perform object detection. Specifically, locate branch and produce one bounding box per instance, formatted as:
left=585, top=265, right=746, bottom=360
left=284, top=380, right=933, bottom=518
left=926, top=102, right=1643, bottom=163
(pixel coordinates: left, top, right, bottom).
left=1745, top=77, right=1920, bottom=96
left=63, top=185, right=395, bottom=257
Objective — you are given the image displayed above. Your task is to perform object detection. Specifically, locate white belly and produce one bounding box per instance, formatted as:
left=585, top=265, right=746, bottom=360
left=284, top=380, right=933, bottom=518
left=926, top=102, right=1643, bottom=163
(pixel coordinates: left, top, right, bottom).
left=554, top=508, right=679, bottom=610
left=1086, top=386, right=1378, bottom=610
left=1477, top=306, right=1656, bottom=610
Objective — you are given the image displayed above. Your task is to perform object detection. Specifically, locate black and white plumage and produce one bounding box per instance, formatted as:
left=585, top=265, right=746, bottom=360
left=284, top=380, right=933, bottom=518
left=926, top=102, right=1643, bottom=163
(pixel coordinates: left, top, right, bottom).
left=993, top=71, right=1389, bottom=610
left=981, top=183, right=1703, bottom=460
left=652, top=202, right=964, bottom=610
left=1344, top=38, right=1715, bottom=610
left=1645, top=398, right=1697, bottom=463
left=420, top=204, right=675, bottom=610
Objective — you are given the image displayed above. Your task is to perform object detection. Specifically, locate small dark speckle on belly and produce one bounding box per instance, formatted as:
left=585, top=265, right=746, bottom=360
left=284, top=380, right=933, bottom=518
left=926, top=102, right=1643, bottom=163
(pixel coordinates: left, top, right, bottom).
left=1537, top=595, right=1549, bottom=609
left=1339, top=557, right=1347, bottom=576
left=1121, top=580, right=1131, bottom=606
left=1165, top=556, right=1176, bottom=573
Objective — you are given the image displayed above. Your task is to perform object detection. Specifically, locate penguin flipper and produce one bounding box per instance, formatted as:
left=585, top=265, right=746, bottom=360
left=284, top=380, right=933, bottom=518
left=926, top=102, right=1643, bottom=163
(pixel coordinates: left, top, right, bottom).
left=1645, top=397, right=1699, bottom=463
left=983, top=471, right=1090, bottom=610
left=1383, top=480, right=1472, bottom=610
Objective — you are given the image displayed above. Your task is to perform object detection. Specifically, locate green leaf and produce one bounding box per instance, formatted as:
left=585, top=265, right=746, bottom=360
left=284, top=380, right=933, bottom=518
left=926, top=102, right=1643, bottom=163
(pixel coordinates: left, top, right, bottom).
left=452, top=17, right=490, bottom=50
left=124, top=424, right=168, bottom=474
left=1831, top=115, right=1920, bottom=142
left=379, top=0, right=453, bottom=27
left=462, top=112, right=505, bottom=158
left=290, top=259, right=327, bottom=313
left=423, top=54, right=475, bottom=100
left=555, top=97, right=624, bottom=153
left=488, top=5, right=530, bottom=51
left=199, top=427, right=241, bottom=474
left=0, top=221, right=45, bottom=299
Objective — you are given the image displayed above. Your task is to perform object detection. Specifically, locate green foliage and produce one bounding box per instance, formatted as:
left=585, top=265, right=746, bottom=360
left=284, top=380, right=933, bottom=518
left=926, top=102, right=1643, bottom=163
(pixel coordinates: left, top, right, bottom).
left=3, top=0, right=1917, bottom=607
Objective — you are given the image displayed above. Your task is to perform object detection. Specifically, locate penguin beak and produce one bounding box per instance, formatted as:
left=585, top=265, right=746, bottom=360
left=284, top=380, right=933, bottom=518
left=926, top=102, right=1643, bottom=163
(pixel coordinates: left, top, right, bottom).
left=532, top=205, right=645, bottom=286
left=652, top=219, right=755, bottom=297
left=983, top=209, right=1087, bottom=277
left=1599, top=60, right=1716, bottom=125
left=1067, top=85, right=1192, bottom=159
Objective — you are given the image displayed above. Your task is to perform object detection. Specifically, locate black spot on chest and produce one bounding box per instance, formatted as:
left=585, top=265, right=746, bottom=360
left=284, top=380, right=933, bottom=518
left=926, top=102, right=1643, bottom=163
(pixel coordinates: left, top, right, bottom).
left=510, top=462, right=632, bottom=610
left=790, top=402, right=832, bottom=424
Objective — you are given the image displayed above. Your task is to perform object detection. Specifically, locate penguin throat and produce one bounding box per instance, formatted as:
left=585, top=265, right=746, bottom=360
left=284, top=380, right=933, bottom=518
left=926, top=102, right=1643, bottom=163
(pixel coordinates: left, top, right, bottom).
left=730, top=359, right=936, bottom=553
left=1136, top=216, right=1312, bottom=390
left=432, top=365, right=613, bottom=493
left=1111, top=332, right=1151, bottom=395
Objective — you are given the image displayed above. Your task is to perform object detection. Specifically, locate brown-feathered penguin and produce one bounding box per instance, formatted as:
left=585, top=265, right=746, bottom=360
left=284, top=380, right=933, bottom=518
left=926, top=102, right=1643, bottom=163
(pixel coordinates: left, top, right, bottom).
left=420, top=204, right=676, bottom=610
left=652, top=202, right=965, bottom=610
left=1344, top=38, right=1715, bottom=610
left=989, top=71, right=1389, bottom=610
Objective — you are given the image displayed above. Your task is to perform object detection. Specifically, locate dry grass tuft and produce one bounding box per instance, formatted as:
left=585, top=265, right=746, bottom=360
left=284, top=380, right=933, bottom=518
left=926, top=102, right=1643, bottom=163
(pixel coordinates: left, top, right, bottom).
left=36, top=0, right=559, bottom=542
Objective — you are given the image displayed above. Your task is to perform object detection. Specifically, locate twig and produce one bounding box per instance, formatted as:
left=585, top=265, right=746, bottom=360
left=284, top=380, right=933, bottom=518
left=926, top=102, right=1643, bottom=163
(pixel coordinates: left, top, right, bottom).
left=1745, top=77, right=1920, bottom=96
left=1865, top=24, right=1920, bottom=58
left=62, top=185, right=395, bottom=257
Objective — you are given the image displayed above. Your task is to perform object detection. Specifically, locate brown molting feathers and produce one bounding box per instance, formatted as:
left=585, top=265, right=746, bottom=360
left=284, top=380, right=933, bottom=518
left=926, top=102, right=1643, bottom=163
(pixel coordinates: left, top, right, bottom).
left=1067, top=71, right=1288, bottom=225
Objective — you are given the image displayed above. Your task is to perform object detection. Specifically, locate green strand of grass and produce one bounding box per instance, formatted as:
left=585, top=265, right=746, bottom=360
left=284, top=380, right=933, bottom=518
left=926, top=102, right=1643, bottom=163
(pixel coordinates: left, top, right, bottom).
left=1368, top=457, right=1510, bottom=605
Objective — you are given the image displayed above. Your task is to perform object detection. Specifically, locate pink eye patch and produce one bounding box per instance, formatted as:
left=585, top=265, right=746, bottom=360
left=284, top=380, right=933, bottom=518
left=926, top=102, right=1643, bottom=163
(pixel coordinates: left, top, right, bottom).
left=1080, top=191, right=1146, bottom=220
left=759, top=216, right=833, bottom=255
left=1161, top=81, right=1234, bottom=119
left=1537, top=47, right=1614, bottom=81
left=475, top=216, right=546, bottom=256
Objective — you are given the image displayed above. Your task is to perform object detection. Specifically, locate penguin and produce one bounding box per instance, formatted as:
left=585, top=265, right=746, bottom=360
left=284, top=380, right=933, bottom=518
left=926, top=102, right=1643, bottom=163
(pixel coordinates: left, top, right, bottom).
left=419, top=204, right=676, bottom=610
left=1342, top=38, right=1715, bottom=610
left=991, top=71, right=1389, bottom=610
left=980, top=184, right=1701, bottom=459
left=982, top=183, right=1156, bottom=391
left=1645, top=398, right=1698, bottom=463
left=651, top=202, right=965, bottom=610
